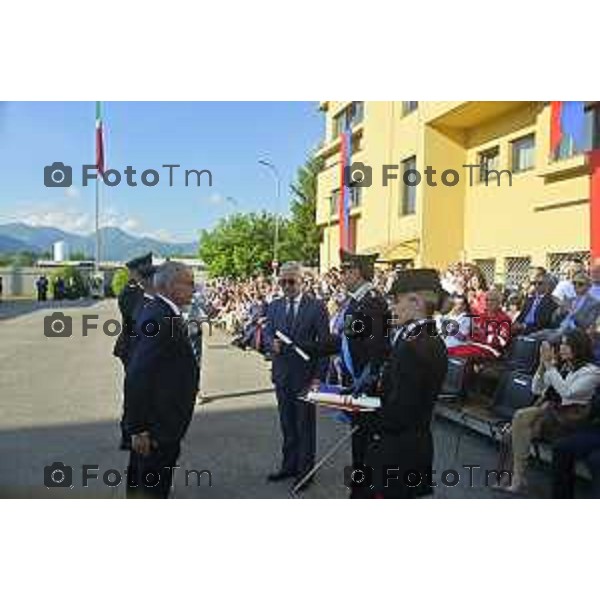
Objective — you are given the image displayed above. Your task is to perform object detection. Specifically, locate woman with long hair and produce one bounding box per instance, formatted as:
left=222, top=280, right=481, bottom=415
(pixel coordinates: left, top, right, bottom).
left=497, top=328, right=600, bottom=494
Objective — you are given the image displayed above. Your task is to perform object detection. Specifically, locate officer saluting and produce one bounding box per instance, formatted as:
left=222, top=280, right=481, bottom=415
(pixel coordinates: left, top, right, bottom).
left=361, top=269, right=448, bottom=499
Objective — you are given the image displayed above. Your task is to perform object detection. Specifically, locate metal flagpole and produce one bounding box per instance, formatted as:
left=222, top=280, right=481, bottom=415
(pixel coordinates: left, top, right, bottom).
left=95, top=171, right=100, bottom=272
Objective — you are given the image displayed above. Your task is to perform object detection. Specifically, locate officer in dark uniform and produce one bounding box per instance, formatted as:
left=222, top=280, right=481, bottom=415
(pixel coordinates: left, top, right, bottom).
left=310, top=250, right=391, bottom=496
left=360, top=269, right=448, bottom=499
left=113, top=253, right=155, bottom=450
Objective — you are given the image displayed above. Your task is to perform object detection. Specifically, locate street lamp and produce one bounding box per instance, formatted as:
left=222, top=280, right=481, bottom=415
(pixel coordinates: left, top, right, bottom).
left=258, top=159, right=281, bottom=274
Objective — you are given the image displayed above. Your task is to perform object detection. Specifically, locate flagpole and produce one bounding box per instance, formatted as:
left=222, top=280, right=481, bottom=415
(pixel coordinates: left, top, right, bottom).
left=95, top=172, right=100, bottom=271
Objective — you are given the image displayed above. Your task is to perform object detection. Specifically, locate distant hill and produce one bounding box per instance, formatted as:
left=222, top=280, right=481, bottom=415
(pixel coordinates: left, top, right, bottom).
left=0, top=223, right=197, bottom=261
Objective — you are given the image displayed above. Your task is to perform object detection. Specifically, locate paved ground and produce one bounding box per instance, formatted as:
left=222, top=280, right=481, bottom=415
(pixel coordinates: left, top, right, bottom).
left=0, top=298, right=577, bottom=499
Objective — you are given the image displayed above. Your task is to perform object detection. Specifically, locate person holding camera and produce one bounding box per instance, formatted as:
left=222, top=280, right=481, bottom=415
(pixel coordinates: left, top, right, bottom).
left=360, top=269, right=448, bottom=499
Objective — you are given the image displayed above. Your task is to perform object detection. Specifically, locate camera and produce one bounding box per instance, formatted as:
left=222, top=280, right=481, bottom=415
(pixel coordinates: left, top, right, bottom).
left=44, top=312, right=73, bottom=337
left=44, top=162, right=73, bottom=187
left=343, top=312, right=372, bottom=339
left=344, top=161, right=372, bottom=187
left=343, top=465, right=373, bottom=489
left=44, top=462, right=73, bottom=488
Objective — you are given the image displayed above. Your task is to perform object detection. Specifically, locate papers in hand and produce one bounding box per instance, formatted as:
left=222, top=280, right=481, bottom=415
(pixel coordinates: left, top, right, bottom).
left=306, top=384, right=381, bottom=410
left=275, top=330, right=310, bottom=361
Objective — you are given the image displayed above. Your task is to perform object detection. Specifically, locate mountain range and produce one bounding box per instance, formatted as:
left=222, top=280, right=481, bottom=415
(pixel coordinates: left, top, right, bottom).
left=0, top=222, right=197, bottom=262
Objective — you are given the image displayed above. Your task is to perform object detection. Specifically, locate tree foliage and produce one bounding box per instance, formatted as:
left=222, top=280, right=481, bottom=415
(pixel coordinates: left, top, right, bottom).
left=199, top=212, right=289, bottom=278
left=198, top=153, right=323, bottom=277
left=111, top=268, right=129, bottom=297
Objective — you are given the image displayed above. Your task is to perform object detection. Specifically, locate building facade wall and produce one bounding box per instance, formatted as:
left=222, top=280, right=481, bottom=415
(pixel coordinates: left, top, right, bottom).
left=316, top=101, right=592, bottom=281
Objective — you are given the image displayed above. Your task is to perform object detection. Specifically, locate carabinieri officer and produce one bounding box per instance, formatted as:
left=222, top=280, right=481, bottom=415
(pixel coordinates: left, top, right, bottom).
left=360, top=269, right=448, bottom=499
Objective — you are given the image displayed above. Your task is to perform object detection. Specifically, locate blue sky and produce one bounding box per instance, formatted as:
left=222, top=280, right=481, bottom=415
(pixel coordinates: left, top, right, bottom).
left=0, top=101, right=323, bottom=242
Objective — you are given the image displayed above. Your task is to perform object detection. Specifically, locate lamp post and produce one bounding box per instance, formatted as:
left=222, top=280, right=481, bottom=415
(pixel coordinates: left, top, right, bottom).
left=258, top=159, right=281, bottom=275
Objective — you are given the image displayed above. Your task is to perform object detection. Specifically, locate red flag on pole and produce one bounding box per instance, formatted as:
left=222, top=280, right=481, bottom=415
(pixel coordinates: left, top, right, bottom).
left=96, top=101, right=105, bottom=177
left=588, top=149, right=600, bottom=260
left=550, top=101, right=562, bottom=156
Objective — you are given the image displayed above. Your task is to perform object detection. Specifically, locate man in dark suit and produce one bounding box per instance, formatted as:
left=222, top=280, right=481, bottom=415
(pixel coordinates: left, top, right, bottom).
left=360, top=269, right=448, bottom=499
left=513, top=272, right=558, bottom=335
left=265, top=262, right=329, bottom=491
left=123, top=261, right=198, bottom=499
left=114, top=253, right=156, bottom=450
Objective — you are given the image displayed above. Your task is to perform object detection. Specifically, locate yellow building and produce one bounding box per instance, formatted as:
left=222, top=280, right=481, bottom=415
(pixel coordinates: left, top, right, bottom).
left=316, top=101, right=597, bottom=285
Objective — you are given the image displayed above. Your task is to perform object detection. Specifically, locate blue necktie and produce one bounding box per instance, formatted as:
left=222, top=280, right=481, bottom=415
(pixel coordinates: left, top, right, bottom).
left=285, top=298, right=296, bottom=334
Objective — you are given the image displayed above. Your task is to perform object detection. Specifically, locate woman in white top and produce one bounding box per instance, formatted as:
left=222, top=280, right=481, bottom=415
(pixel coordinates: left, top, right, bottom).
left=498, top=328, right=600, bottom=494
left=437, top=294, right=473, bottom=350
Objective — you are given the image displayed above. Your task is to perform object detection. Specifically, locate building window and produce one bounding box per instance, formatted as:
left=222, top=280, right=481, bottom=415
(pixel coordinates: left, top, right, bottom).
left=477, top=146, right=500, bottom=182
left=332, top=101, right=364, bottom=138
left=402, top=101, right=418, bottom=115
left=511, top=134, right=535, bottom=173
left=401, top=156, right=417, bottom=215
left=554, top=104, right=600, bottom=160
left=330, top=185, right=362, bottom=215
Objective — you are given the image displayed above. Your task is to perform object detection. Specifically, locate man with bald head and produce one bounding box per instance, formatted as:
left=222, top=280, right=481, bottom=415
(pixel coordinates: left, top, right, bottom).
left=124, top=261, right=199, bottom=498
left=265, top=261, right=329, bottom=491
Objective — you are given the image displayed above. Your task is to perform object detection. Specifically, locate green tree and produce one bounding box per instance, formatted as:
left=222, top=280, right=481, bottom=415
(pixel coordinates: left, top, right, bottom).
left=111, top=268, right=129, bottom=297
left=52, top=265, right=89, bottom=299
left=199, top=212, right=289, bottom=278
left=281, top=154, right=323, bottom=266
left=69, top=250, right=92, bottom=261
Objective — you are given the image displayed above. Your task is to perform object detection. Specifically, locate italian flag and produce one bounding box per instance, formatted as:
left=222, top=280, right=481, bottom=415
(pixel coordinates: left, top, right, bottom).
left=96, top=101, right=105, bottom=177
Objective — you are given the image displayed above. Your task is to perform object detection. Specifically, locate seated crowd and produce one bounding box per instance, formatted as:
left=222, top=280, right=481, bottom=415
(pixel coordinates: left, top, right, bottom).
left=203, top=256, right=600, bottom=497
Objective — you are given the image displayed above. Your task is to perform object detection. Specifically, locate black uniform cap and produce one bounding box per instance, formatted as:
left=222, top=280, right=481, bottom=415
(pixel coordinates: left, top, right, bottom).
left=125, top=253, right=154, bottom=277
left=340, top=249, right=379, bottom=278
left=388, top=268, right=442, bottom=296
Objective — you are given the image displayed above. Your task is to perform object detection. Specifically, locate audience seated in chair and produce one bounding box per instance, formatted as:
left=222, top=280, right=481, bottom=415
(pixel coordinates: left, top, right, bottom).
left=512, top=273, right=558, bottom=336
left=448, top=290, right=511, bottom=359
left=496, top=328, right=600, bottom=494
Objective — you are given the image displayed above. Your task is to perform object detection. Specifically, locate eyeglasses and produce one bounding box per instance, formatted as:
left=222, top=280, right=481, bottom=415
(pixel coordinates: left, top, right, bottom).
left=280, top=278, right=297, bottom=286
left=573, top=281, right=588, bottom=288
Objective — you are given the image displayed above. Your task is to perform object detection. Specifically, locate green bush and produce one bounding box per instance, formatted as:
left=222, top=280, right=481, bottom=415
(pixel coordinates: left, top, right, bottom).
left=52, top=266, right=89, bottom=299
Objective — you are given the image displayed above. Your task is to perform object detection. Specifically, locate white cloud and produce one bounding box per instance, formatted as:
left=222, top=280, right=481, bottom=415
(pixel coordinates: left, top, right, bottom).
left=63, top=185, right=80, bottom=200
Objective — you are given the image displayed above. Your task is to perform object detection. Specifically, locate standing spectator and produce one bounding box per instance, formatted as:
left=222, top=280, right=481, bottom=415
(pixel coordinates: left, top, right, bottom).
left=36, top=275, right=49, bottom=302
left=124, top=261, right=198, bottom=499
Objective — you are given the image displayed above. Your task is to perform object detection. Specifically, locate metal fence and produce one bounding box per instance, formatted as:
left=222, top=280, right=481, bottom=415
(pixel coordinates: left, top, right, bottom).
left=504, top=256, right=531, bottom=289
left=547, top=251, right=591, bottom=276
left=474, top=259, right=496, bottom=287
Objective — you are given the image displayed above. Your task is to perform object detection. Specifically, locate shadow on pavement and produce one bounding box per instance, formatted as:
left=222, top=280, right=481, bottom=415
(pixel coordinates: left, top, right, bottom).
left=0, top=298, right=103, bottom=321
